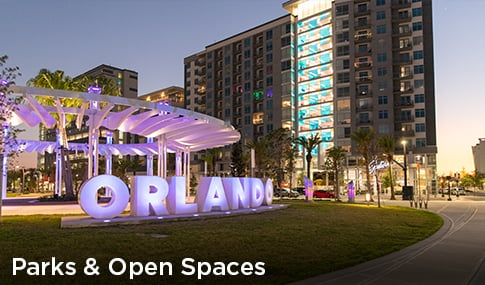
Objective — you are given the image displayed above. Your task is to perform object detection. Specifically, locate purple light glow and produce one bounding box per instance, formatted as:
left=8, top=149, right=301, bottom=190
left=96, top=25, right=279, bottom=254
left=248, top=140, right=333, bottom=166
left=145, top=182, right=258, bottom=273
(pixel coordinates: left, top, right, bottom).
left=87, top=85, right=102, bottom=94
left=0, top=79, right=8, bottom=87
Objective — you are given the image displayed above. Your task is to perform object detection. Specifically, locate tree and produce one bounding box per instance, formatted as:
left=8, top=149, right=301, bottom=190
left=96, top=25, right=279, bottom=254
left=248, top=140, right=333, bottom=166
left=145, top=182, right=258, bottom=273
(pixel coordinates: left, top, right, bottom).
left=378, top=135, right=396, bottom=200
left=283, top=137, right=298, bottom=190
left=325, top=146, right=347, bottom=201
left=246, top=139, right=269, bottom=178
left=297, top=133, right=322, bottom=180
left=202, top=148, right=220, bottom=176
left=230, top=139, right=246, bottom=177
left=0, top=55, right=22, bottom=221
left=351, top=129, right=376, bottom=200
left=460, top=171, right=484, bottom=190
left=266, top=128, right=293, bottom=187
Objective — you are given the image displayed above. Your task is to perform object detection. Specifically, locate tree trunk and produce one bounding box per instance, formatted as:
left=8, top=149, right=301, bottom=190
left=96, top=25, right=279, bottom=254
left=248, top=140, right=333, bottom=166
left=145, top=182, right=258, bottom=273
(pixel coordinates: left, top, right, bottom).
left=389, top=160, right=395, bottom=200
left=306, top=153, right=312, bottom=179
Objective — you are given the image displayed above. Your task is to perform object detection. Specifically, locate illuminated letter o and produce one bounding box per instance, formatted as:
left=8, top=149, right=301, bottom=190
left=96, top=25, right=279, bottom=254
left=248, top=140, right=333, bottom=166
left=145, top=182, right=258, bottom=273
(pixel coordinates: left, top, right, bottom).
left=79, top=175, right=129, bottom=219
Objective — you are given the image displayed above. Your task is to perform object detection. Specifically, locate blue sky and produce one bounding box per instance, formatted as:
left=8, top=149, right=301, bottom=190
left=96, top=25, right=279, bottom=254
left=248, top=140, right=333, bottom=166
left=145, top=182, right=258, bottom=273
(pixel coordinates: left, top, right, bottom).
left=3, top=0, right=484, bottom=174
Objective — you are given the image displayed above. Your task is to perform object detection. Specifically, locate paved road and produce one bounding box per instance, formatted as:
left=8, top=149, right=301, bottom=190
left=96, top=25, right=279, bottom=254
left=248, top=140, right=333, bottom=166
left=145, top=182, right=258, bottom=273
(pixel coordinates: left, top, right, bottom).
left=292, top=195, right=485, bottom=285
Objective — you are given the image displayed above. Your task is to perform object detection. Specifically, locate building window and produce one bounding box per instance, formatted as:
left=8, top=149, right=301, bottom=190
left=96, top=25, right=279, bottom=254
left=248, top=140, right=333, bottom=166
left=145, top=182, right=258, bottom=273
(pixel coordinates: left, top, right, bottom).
left=376, top=0, right=386, bottom=6
left=413, top=50, right=424, bottom=60
left=244, top=116, right=251, bottom=125
left=378, top=124, right=389, bottom=134
left=377, top=53, right=387, bottom=62
left=337, top=73, right=350, bottom=83
left=412, top=8, right=422, bottom=17
left=337, top=46, right=349, bottom=56
left=336, top=31, right=349, bottom=43
left=415, top=108, right=425, bottom=118
left=336, top=5, right=349, bottom=16
left=414, top=79, right=424, bottom=89
left=244, top=105, right=251, bottom=114
left=359, top=113, right=370, bottom=123
left=266, top=53, right=273, bottom=63
left=378, top=110, right=388, bottom=119
left=412, top=22, right=423, bottom=31
left=376, top=24, right=386, bottom=34
left=244, top=38, right=251, bottom=47
left=414, top=65, right=424, bottom=74
left=281, top=60, right=291, bottom=71
left=416, top=123, right=425, bottom=132
left=244, top=50, right=251, bottom=59
left=415, top=93, right=425, bottom=103
left=266, top=77, right=273, bottom=86
left=376, top=11, right=386, bottom=20
left=266, top=30, right=273, bottom=40
left=416, top=138, right=426, bottom=147
left=377, top=67, right=387, bottom=76
left=337, top=87, right=350, bottom=97
left=378, top=95, right=388, bottom=104
left=281, top=36, right=291, bottom=47
left=266, top=42, right=273, bottom=52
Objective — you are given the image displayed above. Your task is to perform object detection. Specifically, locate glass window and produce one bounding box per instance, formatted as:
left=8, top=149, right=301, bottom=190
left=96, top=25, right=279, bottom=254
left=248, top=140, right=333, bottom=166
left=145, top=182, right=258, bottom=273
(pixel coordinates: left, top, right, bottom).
left=412, top=8, right=422, bottom=17
left=414, top=65, right=424, bottom=74
left=377, top=67, right=387, bottom=76
left=376, top=0, right=386, bottom=6
left=378, top=95, right=388, bottom=104
left=416, top=123, right=425, bottom=132
left=336, top=5, right=349, bottom=16
left=412, top=22, right=423, bottom=31
left=266, top=30, right=273, bottom=40
left=281, top=36, right=291, bottom=47
left=378, top=110, right=388, bottom=119
left=416, top=138, right=426, bottom=147
left=415, top=108, right=425, bottom=118
left=415, top=93, right=425, bottom=103
left=376, top=24, right=386, bottom=34
left=377, top=53, right=387, bottom=62
left=376, top=11, right=386, bottom=20
left=413, top=50, right=424, bottom=60
left=414, top=79, right=424, bottom=89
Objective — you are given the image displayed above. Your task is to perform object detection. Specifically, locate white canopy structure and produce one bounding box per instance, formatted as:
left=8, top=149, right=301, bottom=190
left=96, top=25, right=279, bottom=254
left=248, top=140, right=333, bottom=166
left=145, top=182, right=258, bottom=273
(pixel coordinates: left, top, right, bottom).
left=2, top=86, right=240, bottom=198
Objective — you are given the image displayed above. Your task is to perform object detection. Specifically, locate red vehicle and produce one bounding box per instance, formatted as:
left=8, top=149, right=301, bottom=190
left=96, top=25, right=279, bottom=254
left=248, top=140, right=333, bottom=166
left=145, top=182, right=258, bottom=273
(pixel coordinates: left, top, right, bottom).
left=313, top=190, right=335, bottom=199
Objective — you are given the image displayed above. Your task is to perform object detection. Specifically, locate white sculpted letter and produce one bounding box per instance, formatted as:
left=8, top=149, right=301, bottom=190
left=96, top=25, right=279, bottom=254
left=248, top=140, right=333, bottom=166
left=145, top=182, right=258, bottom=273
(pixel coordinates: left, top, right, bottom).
left=166, top=176, right=197, bottom=214
left=197, top=177, right=229, bottom=212
left=79, top=175, right=129, bottom=219
left=131, top=176, right=169, bottom=217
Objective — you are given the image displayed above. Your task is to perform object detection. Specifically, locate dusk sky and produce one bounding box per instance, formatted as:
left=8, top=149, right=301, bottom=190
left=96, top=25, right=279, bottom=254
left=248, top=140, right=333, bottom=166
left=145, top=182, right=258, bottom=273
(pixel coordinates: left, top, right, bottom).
left=3, top=0, right=484, bottom=175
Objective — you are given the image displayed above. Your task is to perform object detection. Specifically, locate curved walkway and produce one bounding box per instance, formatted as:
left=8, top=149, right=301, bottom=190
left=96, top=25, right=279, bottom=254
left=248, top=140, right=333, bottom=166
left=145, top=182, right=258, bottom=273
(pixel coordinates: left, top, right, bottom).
left=291, top=195, right=485, bottom=285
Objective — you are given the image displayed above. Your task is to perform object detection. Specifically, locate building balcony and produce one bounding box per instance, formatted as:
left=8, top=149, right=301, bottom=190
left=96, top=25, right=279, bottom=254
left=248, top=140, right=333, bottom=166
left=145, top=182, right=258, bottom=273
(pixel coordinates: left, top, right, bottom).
left=356, top=76, right=372, bottom=83
left=355, top=8, right=371, bottom=17
left=392, top=13, right=412, bottom=23
left=392, top=0, right=411, bottom=9
left=393, top=72, right=413, bottom=80
left=394, top=100, right=414, bottom=108
left=393, top=59, right=413, bottom=66
left=354, top=33, right=372, bottom=42
left=395, top=115, right=414, bottom=123
left=357, top=90, right=372, bottom=97
left=354, top=61, right=373, bottom=70
left=398, top=129, right=415, bottom=137
left=355, top=21, right=371, bottom=30
left=356, top=104, right=373, bottom=112
left=357, top=119, right=372, bottom=126
left=355, top=49, right=371, bottom=56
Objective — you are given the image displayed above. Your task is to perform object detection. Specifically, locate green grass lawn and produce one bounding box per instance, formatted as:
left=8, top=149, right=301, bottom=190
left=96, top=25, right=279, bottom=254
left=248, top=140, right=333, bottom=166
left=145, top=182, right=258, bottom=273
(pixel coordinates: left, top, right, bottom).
left=0, top=200, right=442, bottom=284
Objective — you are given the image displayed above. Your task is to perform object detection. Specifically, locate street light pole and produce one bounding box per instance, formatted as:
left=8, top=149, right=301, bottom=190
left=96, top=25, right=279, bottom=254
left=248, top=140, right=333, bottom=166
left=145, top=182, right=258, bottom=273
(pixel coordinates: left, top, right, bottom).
left=401, top=140, right=408, bottom=187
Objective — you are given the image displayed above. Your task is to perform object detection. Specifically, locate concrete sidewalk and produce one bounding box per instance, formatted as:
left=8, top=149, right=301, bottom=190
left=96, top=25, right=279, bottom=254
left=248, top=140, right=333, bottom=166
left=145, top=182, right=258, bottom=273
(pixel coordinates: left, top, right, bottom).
left=291, top=196, right=485, bottom=285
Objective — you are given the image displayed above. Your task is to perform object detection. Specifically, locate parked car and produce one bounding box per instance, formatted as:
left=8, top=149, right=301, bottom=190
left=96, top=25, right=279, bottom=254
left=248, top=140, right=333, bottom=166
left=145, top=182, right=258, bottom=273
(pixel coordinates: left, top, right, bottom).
left=274, top=188, right=299, bottom=198
left=452, top=188, right=466, bottom=195
left=313, top=190, right=335, bottom=199
left=292, top=187, right=306, bottom=195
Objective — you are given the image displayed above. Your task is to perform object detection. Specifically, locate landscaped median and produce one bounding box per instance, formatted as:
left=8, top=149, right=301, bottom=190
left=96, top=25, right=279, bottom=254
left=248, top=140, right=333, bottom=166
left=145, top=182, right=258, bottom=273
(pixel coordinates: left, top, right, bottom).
left=0, top=200, right=442, bottom=284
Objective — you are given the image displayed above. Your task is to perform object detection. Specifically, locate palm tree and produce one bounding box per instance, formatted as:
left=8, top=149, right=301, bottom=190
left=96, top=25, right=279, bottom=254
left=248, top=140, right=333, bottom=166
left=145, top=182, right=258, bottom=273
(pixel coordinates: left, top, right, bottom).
left=351, top=129, right=375, bottom=200
left=245, top=140, right=268, bottom=178
left=325, top=146, right=347, bottom=201
left=378, top=135, right=396, bottom=200
left=202, top=148, right=221, bottom=176
left=297, top=133, right=323, bottom=180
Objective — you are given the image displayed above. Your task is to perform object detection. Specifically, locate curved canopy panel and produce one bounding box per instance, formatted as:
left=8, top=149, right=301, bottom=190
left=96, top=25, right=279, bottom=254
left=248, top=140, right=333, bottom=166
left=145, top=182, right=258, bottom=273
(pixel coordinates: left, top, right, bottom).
left=8, top=86, right=240, bottom=154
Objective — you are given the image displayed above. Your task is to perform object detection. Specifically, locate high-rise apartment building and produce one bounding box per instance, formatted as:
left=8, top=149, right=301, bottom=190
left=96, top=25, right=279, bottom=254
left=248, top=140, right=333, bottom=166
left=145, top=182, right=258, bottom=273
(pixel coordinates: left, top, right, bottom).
left=184, top=15, right=294, bottom=174
left=185, top=0, right=437, bottom=190
left=472, top=139, right=485, bottom=174
left=139, top=86, right=184, bottom=108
